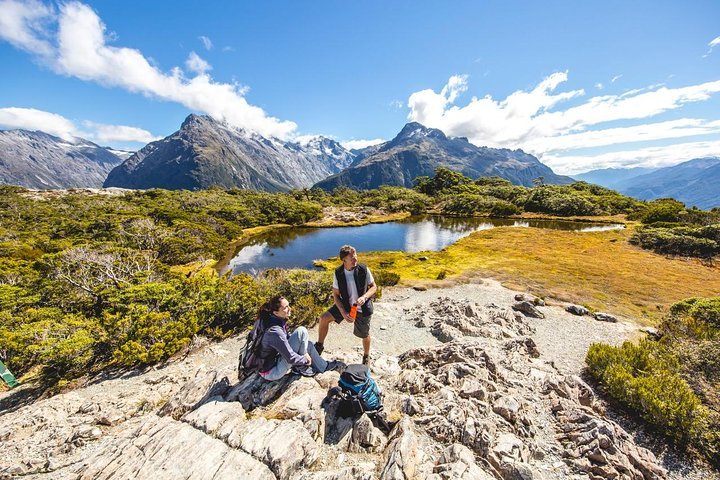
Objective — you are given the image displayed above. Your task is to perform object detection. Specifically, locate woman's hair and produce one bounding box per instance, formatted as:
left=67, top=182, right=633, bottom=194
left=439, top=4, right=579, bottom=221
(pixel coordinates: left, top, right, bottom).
left=258, top=295, right=286, bottom=321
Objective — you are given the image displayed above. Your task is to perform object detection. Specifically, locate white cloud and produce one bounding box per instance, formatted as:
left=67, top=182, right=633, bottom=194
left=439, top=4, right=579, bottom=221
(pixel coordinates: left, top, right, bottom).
left=408, top=73, right=720, bottom=149
left=0, top=1, right=297, bottom=139
left=185, top=51, right=211, bottom=74
left=525, top=118, right=720, bottom=153
left=341, top=138, right=385, bottom=150
left=407, top=73, right=720, bottom=173
left=83, top=121, right=160, bottom=143
left=408, top=71, right=585, bottom=147
left=595, top=83, right=604, bottom=90
left=0, top=107, right=77, bottom=138
left=0, top=106, right=158, bottom=146
left=0, top=0, right=54, bottom=56
left=389, top=100, right=404, bottom=110
left=544, top=139, right=720, bottom=174
left=611, top=74, right=622, bottom=83
left=706, top=36, right=720, bottom=57
left=198, top=35, right=212, bottom=50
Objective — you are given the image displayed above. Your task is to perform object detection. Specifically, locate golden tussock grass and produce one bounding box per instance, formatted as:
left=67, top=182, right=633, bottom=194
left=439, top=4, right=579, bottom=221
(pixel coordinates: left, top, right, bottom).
left=319, top=225, right=720, bottom=325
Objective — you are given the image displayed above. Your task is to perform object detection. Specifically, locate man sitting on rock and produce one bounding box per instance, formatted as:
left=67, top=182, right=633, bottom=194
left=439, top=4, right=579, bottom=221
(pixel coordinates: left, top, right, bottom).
left=315, top=245, right=377, bottom=365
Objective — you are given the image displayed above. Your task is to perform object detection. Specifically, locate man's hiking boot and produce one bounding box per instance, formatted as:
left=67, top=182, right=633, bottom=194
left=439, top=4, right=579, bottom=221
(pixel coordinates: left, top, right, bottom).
left=362, top=354, right=370, bottom=366
left=314, top=342, right=324, bottom=355
left=292, top=365, right=316, bottom=377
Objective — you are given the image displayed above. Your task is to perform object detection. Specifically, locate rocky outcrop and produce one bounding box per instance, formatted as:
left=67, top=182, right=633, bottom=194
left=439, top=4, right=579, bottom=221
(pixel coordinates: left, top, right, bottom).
left=0, top=297, right=668, bottom=479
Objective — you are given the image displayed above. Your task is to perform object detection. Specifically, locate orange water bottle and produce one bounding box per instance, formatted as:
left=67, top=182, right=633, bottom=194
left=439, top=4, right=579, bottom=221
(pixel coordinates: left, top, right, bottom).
left=349, top=303, right=358, bottom=319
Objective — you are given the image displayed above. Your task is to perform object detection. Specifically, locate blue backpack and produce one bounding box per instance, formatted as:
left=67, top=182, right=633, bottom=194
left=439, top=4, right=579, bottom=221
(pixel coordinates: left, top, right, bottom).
left=338, top=364, right=382, bottom=413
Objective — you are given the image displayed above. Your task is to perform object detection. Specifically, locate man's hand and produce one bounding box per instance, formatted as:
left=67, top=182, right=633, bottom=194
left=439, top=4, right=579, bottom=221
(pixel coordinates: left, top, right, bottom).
left=343, top=312, right=355, bottom=323
left=356, top=296, right=366, bottom=306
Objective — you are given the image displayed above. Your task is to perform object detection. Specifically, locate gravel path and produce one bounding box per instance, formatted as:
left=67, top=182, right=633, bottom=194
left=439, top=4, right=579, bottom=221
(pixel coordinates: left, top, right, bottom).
left=309, top=278, right=635, bottom=375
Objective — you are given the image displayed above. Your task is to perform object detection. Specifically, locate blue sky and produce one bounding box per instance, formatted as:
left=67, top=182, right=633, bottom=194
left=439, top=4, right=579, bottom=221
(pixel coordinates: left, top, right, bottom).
left=0, top=0, right=719, bottom=174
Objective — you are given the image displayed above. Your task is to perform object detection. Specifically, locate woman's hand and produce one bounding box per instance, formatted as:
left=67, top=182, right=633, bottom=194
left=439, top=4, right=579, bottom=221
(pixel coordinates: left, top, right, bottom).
left=305, top=354, right=312, bottom=365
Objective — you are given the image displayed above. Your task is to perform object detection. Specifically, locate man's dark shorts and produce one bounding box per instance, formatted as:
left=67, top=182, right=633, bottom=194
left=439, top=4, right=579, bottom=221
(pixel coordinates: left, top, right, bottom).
left=327, top=305, right=371, bottom=338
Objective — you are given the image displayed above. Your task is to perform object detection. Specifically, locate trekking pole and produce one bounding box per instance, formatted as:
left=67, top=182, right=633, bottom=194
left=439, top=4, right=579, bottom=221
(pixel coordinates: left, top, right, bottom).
left=0, top=360, right=19, bottom=388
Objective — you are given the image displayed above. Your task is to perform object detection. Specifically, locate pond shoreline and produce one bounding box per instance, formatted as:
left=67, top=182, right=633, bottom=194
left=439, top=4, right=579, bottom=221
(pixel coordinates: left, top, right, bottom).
left=217, top=212, right=626, bottom=276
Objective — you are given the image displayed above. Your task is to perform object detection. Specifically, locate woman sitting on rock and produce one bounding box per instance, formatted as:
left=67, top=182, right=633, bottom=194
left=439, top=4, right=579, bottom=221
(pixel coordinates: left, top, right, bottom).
left=256, top=295, right=343, bottom=380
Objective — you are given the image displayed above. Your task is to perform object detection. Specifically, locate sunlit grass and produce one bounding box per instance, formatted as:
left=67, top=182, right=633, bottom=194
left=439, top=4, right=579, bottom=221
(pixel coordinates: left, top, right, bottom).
left=317, top=224, right=720, bottom=324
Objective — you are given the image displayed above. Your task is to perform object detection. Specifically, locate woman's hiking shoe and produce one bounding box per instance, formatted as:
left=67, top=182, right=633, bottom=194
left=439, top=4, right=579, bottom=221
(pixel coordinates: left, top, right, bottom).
left=314, top=342, right=324, bottom=355
left=292, top=365, right=317, bottom=377
left=326, top=360, right=347, bottom=373
left=362, top=354, right=370, bottom=366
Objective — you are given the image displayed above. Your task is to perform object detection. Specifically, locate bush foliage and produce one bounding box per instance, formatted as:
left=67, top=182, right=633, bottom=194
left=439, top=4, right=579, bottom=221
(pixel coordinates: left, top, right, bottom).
left=629, top=199, right=720, bottom=258
left=0, top=187, right=331, bottom=382
left=0, top=168, right=714, bottom=387
left=586, top=296, right=720, bottom=466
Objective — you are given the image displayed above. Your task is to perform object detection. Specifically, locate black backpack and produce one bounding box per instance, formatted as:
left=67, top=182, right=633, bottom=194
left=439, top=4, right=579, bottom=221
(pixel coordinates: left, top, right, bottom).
left=237, top=319, right=267, bottom=379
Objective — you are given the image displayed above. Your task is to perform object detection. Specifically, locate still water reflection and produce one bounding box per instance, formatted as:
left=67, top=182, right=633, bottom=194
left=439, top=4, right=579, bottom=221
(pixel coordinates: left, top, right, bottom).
left=228, top=216, right=623, bottom=274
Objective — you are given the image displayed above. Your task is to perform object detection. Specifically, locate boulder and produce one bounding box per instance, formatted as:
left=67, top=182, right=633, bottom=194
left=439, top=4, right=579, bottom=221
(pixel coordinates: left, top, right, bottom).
left=380, top=416, right=418, bottom=480
left=348, top=413, right=387, bottom=453
left=512, top=301, right=545, bottom=319
left=514, top=293, right=544, bottom=306
left=433, top=443, right=495, bottom=479
left=75, top=415, right=274, bottom=480
left=565, top=305, right=589, bottom=316
left=160, top=369, right=230, bottom=419
left=593, top=312, right=618, bottom=323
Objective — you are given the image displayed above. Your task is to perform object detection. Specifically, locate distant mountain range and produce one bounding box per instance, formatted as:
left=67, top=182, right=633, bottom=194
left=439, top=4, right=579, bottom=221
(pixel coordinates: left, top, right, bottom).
left=3, top=118, right=718, bottom=209
left=572, top=167, right=658, bottom=191
left=621, top=157, right=720, bottom=209
left=104, top=114, right=354, bottom=191
left=0, top=129, right=123, bottom=189
left=314, top=122, right=573, bottom=190
left=574, top=157, right=720, bottom=209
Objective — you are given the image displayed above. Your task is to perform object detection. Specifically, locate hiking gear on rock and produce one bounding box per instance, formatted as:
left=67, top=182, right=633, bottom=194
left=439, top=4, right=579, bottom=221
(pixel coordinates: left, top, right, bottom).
left=0, top=360, right=18, bottom=388
left=338, top=364, right=382, bottom=413
left=238, top=318, right=275, bottom=378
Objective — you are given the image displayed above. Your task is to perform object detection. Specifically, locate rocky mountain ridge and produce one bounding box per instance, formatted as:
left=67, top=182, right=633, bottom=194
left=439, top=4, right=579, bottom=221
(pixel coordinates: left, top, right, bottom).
left=0, top=129, right=122, bottom=189
left=103, top=114, right=355, bottom=191
left=314, top=123, right=574, bottom=190
left=2, top=283, right=703, bottom=480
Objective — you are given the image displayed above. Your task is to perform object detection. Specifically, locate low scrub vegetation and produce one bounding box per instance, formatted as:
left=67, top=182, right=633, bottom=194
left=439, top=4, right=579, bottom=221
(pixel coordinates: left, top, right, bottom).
left=0, top=187, right=329, bottom=383
left=1, top=171, right=717, bottom=387
left=586, top=296, right=720, bottom=466
left=629, top=199, right=720, bottom=259
left=414, top=167, right=646, bottom=217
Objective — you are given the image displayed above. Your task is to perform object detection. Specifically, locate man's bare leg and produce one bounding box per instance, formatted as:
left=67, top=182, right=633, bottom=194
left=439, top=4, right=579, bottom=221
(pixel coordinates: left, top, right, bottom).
left=317, top=311, right=334, bottom=345
left=362, top=336, right=371, bottom=356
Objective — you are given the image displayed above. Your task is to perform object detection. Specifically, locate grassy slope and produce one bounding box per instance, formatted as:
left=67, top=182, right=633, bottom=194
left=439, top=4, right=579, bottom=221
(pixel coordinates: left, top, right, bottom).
left=319, top=224, right=720, bottom=324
